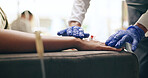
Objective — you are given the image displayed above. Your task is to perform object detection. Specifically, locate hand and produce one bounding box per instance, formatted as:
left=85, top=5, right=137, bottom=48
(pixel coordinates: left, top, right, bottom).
left=57, top=26, right=89, bottom=39
left=76, top=39, right=121, bottom=51
left=105, top=25, right=145, bottom=51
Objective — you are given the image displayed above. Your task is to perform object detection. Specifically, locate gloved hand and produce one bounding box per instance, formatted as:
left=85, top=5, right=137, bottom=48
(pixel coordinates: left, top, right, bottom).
left=105, top=25, right=145, bottom=51
left=57, top=26, right=90, bottom=39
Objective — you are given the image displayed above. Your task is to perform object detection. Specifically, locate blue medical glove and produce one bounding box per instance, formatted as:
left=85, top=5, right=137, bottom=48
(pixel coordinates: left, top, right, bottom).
left=105, top=25, right=145, bottom=51
left=57, top=26, right=90, bottom=39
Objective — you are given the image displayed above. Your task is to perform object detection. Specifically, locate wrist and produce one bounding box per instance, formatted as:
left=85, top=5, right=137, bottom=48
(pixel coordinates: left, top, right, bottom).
left=127, top=25, right=145, bottom=38
left=69, top=21, right=81, bottom=27
left=73, top=38, right=82, bottom=49
left=135, top=23, right=148, bottom=33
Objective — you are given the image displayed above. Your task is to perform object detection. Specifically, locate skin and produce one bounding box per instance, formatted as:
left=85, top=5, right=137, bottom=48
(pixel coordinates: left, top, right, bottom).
left=0, top=29, right=121, bottom=53
left=69, top=21, right=81, bottom=27
left=135, top=23, right=148, bottom=33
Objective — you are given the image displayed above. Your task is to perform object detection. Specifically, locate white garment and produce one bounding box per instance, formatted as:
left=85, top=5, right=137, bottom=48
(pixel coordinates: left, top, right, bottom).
left=68, top=0, right=91, bottom=24
left=69, top=0, right=148, bottom=35
left=137, top=10, right=148, bottom=30
left=11, top=17, right=32, bottom=33
left=137, top=10, right=148, bottom=36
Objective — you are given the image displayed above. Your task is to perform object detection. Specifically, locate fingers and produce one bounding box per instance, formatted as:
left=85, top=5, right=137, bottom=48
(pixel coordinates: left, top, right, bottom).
left=105, top=30, right=120, bottom=45
left=94, top=41, right=122, bottom=51
left=57, top=29, right=67, bottom=36
left=100, top=45, right=122, bottom=51
left=131, top=39, right=138, bottom=52
left=69, top=26, right=88, bottom=39
left=67, top=27, right=73, bottom=36
left=78, top=39, right=122, bottom=51
left=106, top=30, right=125, bottom=47
left=78, top=28, right=84, bottom=38
left=57, top=26, right=89, bottom=39
left=115, top=35, right=132, bottom=49
left=105, top=34, right=116, bottom=45
left=78, top=29, right=90, bottom=38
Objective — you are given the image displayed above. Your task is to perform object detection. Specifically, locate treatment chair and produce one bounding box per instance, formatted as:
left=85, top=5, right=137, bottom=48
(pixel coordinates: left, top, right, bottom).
left=0, top=51, right=139, bottom=78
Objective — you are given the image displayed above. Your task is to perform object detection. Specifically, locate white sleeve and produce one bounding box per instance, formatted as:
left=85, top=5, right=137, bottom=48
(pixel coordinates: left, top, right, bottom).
left=68, top=0, right=91, bottom=25
left=136, top=10, right=148, bottom=30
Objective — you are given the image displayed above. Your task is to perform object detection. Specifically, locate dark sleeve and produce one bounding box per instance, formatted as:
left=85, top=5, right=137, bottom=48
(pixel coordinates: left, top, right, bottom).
left=126, top=0, right=148, bottom=25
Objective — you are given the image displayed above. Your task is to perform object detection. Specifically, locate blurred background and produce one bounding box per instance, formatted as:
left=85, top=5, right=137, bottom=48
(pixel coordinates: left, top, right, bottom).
left=0, top=0, right=128, bottom=42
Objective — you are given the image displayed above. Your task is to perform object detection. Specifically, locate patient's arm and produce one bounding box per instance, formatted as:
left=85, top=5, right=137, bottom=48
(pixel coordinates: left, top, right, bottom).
left=0, top=29, right=78, bottom=53
left=0, top=29, right=121, bottom=53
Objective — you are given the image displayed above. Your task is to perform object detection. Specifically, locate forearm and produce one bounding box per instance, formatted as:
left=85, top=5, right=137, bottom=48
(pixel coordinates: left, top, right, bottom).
left=0, top=30, right=78, bottom=53
left=43, top=36, right=78, bottom=52
left=69, top=0, right=91, bottom=25
left=135, top=23, right=148, bottom=33
left=0, top=30, right=36, bottom=53
left=136, top=10, right=148, bottom=33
